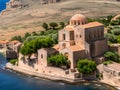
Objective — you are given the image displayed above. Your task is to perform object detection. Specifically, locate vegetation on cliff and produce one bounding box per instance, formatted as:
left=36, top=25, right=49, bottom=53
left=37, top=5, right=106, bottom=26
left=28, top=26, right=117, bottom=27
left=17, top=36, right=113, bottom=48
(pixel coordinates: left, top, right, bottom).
left=104, top=51, right=120, bottom=63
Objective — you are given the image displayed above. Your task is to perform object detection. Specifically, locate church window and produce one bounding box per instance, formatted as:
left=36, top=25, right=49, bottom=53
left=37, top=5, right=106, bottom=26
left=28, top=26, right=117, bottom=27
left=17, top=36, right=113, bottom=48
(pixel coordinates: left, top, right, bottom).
left=80, top=35, right=81, bottom=38
left=78, top=21, right=80, bottom=25
left=64, top=52, right=69, bottom=59
left=74, top=21, right=76, bottom=25
left=41, top=54, right=43, bottom=59
left=63, top=34, right=66, bottom=40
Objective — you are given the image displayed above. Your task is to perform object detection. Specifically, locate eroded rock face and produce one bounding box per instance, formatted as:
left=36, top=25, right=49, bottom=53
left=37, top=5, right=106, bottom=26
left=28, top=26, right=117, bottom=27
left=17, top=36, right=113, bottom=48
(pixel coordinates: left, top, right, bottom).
left=40, top=0, right=61, bottom=4
left=6, top=0, right=29, bottom=9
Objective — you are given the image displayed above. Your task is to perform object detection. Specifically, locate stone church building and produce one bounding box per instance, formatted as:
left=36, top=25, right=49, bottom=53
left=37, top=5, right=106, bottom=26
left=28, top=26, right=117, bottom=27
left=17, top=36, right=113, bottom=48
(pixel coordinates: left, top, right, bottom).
left=58, top=14, right=108, bottom=69
left=18, top=14, right=108, bottom=79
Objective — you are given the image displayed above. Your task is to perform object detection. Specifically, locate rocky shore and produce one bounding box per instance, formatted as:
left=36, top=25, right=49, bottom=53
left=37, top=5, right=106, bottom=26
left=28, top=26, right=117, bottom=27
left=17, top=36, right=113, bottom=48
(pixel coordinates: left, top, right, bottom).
left=5, top=63, right=118, bottom=90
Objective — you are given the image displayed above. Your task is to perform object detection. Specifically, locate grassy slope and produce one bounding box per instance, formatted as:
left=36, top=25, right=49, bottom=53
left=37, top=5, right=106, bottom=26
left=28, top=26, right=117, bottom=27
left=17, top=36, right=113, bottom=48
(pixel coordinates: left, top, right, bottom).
left=0, top=0, right=120, bottom=40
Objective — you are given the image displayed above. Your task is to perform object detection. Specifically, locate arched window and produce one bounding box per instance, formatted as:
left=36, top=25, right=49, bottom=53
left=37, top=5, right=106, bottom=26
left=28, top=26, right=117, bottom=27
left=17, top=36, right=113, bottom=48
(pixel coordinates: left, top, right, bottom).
left=78, top=21, right=80, bottom=25
left=64, top=52, right=69, bottom=58
left=80, top=35, right=82, bottom=38
left=63, top=34, right=66, bottom=40
left=74, top=21, right=76, bottom=25
left=41, top=54, right=43, bottom=59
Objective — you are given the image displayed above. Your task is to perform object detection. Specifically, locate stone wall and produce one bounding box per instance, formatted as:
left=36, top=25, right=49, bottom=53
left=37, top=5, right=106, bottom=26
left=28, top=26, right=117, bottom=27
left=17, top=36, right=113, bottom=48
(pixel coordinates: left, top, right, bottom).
left=6, top=63, right=83, bottom=83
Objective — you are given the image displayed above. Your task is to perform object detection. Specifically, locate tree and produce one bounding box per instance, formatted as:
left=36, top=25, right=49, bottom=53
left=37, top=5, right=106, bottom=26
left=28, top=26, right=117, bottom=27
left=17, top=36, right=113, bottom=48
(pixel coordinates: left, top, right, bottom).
left=59, top=22, right=65, bottom=29
left=11, top=36, right=22, bottom=42
left=104, top=51, right=120, bottom=63
left=49, top=22, right=58, bottom=30
left=20, top=37, right=54, bottom=56
left=105, top=33, right=117, bottom=43
left=32, top=31, right=38, bottom=36
left=23, top=32, right=31, bottom=39
left=77, top=59, right=96, bottom=74
left=42, top=23, right=49, bottom=30
left=48, top=54, right=69, bottom=67
left=117, top=35, right=120, bottom=43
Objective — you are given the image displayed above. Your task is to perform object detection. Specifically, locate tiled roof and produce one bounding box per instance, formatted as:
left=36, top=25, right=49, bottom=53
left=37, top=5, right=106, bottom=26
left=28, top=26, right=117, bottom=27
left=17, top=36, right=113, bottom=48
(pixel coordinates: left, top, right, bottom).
left=0, top=40, right=9, bottom=44
left=68, top=45, right=83, bottom=51
left=11, top=40, right=20, bottom=44
left=80, top=22, right=103, bottom=28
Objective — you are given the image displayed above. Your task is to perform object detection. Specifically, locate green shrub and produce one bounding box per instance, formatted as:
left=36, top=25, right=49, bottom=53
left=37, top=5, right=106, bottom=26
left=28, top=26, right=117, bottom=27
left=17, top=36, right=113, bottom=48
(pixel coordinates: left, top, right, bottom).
left=103, top=60, right=113, bottom=65
left=77, top=59, right=96, bottom=74
left=48, top=54, right=69, bottom=68
left=9, top=59, right=18, bottom=65
left=104, top=51, right=120, bottom=63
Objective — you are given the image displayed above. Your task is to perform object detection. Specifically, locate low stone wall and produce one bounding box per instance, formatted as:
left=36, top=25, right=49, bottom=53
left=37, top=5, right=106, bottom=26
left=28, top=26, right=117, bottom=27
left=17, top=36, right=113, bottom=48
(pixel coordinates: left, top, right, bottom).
left=5, top=63, right=83, bottom=83
left=5, top=63, right=118, bottom=90
left=103, top=65, right=120, bottom=77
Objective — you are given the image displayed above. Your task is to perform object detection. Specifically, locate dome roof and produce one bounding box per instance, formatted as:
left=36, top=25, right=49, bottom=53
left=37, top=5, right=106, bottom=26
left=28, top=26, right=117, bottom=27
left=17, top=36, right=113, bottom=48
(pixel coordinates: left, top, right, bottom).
left=70, top=14, right=87, bottom=25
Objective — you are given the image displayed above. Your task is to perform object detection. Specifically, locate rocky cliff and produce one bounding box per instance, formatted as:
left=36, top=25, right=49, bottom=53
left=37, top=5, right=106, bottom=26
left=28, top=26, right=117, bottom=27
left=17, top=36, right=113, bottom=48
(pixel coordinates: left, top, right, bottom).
left=6, top=0, right=29, bottom=10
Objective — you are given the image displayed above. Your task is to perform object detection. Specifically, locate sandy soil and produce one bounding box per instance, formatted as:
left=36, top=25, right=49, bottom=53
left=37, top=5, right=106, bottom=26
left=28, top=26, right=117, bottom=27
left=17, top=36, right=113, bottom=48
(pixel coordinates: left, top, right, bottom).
left=0, top=0, right=120, bottom=40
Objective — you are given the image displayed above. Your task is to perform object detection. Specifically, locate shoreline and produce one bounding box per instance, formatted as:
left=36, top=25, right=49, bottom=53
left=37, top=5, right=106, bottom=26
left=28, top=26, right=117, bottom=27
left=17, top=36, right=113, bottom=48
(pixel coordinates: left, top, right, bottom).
left=0, top=0, right=10, bottom=14
left=5, top=63, right=118, bottom=90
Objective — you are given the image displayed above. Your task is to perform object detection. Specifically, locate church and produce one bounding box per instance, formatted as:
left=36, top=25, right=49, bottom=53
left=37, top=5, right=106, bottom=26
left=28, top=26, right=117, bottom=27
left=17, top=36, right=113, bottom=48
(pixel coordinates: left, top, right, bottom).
left=18, top=14, right=108, bottom=79
left=58, top=14, right=108, bottom=69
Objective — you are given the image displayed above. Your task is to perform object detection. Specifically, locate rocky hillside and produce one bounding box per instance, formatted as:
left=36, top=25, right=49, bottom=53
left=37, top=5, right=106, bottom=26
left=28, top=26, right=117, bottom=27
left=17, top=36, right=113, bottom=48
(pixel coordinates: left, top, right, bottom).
left=0, top=0, right=120, bottom=40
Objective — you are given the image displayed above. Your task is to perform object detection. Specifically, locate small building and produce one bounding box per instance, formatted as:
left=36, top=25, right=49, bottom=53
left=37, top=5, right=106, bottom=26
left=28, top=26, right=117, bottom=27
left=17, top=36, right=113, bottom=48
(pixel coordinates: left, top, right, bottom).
left=0, top=40, right=9, bottom=49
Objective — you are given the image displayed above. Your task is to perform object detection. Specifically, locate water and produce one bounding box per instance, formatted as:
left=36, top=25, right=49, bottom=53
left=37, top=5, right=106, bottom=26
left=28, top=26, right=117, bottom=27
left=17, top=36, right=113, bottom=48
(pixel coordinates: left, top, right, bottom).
left=0, top=0, right=10, bottom=12
left=0, top=54, right=116, bottom=90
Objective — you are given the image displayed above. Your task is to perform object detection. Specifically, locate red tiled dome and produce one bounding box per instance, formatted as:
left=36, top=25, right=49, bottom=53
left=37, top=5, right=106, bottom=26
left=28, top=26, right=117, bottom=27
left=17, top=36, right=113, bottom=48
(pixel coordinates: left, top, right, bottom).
left=70, top=14, right=87, bottom=25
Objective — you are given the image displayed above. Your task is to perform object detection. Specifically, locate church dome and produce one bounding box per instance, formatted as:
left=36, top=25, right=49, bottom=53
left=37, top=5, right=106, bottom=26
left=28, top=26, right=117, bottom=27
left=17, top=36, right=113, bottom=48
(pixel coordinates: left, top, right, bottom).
left=70, top=14, right=87, bottom=25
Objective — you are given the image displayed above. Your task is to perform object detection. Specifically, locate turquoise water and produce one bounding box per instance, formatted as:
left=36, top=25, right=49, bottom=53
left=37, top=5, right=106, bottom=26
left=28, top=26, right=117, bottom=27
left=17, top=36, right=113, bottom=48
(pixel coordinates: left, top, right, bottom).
left=0, top=54, right=116, bottom=90
left=0, top=0, right=10, bottom=12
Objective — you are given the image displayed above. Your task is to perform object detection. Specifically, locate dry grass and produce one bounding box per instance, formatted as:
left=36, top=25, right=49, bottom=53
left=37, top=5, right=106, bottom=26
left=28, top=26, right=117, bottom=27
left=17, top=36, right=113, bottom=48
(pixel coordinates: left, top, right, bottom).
left=0, top=0, right=120, bottom=40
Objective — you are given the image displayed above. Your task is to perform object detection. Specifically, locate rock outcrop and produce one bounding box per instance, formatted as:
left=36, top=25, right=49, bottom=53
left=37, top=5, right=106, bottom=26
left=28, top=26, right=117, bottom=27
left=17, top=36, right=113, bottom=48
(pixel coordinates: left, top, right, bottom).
left=40, top=0, right=61, bottom=4
left=6, top=0, right=29, bottom=10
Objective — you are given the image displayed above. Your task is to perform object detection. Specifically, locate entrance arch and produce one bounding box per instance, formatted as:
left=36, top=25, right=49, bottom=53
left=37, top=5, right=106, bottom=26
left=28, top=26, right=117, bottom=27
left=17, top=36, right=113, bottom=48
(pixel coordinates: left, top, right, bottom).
left=64, top=52, right=71, bottom=68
